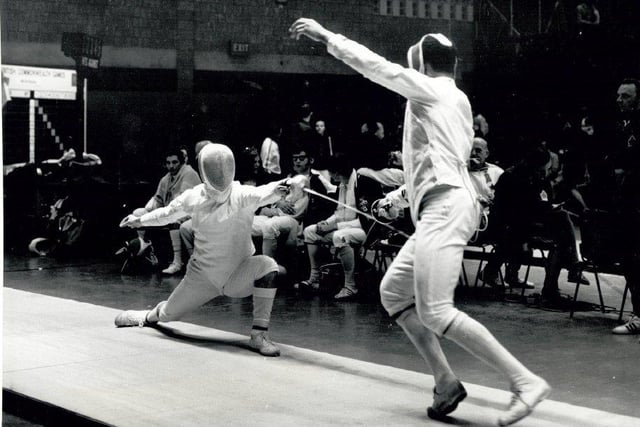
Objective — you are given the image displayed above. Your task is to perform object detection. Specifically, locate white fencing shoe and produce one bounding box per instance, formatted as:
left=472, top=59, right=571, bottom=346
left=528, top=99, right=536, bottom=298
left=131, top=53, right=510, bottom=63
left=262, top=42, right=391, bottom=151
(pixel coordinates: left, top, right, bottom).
left=114, top=310, right=150, bottom=327
left=498, top=376, right=550, bottom=426
left=162, top=262, right=183, bottom=275
left=249, top=330, right=280, bottom=357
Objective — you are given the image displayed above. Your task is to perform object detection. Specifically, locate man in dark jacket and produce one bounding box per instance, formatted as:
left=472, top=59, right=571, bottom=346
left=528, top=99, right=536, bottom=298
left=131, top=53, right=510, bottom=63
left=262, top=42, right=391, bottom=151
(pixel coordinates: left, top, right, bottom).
left=485, top=146, right=587, bottom=305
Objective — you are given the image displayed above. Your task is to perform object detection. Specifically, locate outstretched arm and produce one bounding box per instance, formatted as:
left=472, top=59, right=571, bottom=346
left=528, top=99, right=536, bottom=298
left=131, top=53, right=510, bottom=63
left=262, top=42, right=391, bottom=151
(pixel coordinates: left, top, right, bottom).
left=120, top=190, right=191, bottom=228
left=289, top=18, right=443, bottom=104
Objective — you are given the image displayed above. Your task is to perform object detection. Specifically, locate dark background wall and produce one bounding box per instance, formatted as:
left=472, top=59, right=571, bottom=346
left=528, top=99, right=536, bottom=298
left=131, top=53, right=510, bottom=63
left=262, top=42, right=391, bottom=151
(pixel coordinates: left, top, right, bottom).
left=1, top=0, right=474, bottom=181
left=3, top=0, right=639, bottom=174
left=3, top=0, right=640, bottom=255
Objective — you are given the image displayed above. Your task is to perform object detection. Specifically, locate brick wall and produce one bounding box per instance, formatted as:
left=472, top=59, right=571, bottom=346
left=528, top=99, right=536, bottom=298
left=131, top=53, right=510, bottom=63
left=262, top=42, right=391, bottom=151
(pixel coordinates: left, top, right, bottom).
left=1, top=0, right=475, bottom=74
left=1, top=0, right=476, bottom=176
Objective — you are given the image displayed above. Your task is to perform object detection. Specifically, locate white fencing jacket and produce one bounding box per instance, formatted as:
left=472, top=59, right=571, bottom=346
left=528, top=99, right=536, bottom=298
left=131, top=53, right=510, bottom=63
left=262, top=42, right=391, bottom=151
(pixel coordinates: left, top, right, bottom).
left=138, top=181, right=281, bottom=285
left=327, top=34, right=476, bottom=223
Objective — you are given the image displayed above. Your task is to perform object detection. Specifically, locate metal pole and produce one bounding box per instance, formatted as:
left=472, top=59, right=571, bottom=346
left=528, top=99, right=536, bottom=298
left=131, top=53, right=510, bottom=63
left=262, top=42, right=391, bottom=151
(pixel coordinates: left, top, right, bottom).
left=29, top=98, right=36, bottom=163
left=538, top=0, right=542, bottom=33
left=486, top=0, right=520, bottom=36
left=83, top=77, right=87, bottom=154
left=509, top=0, right=514, bottom=36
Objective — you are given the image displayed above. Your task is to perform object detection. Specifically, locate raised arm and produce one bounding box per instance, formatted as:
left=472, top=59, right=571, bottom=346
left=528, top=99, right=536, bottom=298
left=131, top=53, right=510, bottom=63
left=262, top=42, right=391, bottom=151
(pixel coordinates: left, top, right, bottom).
left=289, top=18, right=444, bottom=104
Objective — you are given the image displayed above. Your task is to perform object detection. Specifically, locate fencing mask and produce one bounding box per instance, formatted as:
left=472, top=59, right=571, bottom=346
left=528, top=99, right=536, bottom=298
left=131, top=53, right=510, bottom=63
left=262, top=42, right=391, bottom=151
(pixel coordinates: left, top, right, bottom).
left=407, top=33, right=456, bottom=74
left=198, top=143, right=235, bottom=201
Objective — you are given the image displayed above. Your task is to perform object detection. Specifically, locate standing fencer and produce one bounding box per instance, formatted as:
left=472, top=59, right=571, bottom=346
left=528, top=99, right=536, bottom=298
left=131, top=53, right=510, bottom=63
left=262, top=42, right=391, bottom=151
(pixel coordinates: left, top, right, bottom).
left=289, top=18, right=550, bottom=425
left=116, top=143, right=289, bottom=357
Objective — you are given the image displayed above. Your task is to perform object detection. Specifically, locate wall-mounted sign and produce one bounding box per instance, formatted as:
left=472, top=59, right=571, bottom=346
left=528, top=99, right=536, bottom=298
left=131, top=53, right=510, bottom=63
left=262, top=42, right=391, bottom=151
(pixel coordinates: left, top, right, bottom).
left=1, top=65, right=76, bottom=100
left=229, top=41, right=250, bottom=57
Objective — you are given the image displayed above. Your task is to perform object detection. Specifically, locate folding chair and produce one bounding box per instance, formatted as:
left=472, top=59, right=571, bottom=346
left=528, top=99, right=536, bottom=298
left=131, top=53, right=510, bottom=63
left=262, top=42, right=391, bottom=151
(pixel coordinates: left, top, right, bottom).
left=570, top=210, right=625, bottom=319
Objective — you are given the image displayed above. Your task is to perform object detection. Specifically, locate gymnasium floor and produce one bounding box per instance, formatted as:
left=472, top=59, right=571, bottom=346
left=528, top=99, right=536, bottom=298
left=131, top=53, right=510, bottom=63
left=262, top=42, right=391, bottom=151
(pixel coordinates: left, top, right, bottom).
left=3, top=252, right=639, bottom=426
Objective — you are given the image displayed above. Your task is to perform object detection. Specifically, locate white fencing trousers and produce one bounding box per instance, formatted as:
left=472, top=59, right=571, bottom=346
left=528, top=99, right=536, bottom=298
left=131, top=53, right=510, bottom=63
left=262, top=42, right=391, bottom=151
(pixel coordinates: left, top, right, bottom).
left=380, top=186, right=479, bottom=337
left=252, top=215, right=300, bottom=244
left=153, top=254, right=278, bottom=322
left=303, top=224, right=366, bottom=248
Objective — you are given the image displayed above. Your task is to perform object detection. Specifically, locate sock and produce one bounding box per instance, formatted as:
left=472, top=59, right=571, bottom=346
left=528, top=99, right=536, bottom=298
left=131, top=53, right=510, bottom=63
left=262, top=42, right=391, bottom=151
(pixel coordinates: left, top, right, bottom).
left=444, top=312, right=535, bottom=387
left=337, top=246, right=356, bottom=290
left=307, top=244, right=321, bottom=283
left=252, top=287, right=277, bottom=330
left=397, top=308, right=455, bottom=387
left=169, top=229, right=183, bottom=266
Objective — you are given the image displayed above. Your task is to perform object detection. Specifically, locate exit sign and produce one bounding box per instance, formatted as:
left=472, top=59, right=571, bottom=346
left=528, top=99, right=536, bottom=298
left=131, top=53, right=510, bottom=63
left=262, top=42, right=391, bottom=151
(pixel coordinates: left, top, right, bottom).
left=229, top=41, right=250, bottom=57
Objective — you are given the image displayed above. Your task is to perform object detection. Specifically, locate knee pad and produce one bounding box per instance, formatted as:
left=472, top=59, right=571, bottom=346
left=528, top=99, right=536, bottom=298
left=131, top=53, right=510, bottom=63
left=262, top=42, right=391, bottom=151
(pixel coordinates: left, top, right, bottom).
left=256, top=270, right=278, bottom=288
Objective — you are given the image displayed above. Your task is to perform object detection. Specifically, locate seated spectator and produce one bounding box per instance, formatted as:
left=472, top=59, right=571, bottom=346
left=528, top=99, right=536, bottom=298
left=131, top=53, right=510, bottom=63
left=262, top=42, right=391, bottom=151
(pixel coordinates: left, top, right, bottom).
left=355, top=159, right=408, bottom=246
left=468, top=137, right=504, bottom=235
left=126, top=148, right=201, bottom=274
left=297, top=153, right=365, bottom=300
left=558, top=114, right=618, bottom=214
left=466, top=137, right=516, bottom=287
left=481, top=146, right=589, bottom=304
left=289, top=143, right=336, bottom=228
left=252, top=174, right=309, bottom=270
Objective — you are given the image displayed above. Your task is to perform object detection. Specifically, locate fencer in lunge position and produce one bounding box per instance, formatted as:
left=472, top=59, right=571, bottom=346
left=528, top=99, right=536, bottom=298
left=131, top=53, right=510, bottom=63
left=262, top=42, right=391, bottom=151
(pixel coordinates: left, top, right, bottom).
left=115, top=143, right=289, bottom=356
left=290, top=18, right=550, bottom=425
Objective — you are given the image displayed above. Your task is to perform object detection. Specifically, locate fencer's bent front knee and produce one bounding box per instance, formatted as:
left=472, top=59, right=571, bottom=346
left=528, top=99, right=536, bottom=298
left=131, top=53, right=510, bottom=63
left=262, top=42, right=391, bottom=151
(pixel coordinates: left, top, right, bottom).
left=255, top=254, right=278, bottom=275
left=256, top=270, right=278, bottom=288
